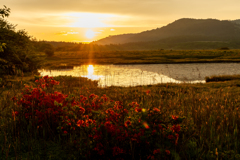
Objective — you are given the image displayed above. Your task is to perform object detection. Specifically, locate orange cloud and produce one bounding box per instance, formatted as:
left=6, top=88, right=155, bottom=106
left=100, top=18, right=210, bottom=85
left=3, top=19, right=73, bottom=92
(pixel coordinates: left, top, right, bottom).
left=55, top=31, right=79, bottom=36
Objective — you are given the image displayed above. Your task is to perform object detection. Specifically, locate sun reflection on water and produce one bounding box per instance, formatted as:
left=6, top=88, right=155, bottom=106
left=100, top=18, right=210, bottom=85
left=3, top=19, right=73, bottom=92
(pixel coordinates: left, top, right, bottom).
left=37, top=63, right=226, bottom=87
left=88, top=65, right=94, bottom=75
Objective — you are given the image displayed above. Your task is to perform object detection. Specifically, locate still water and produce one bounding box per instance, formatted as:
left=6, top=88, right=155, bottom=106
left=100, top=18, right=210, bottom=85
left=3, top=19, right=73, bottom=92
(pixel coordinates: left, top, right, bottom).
left=38, top=63, right=240, bottom=87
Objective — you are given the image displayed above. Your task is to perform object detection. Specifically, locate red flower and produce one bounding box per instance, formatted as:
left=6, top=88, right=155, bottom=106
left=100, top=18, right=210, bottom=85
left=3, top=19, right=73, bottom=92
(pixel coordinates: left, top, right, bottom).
left=171, top=124, right=181, bottom=133
left=147, top=155, right=155, bottom=160
left=158, top=124, right=163, bottom=130
left=63, top=130, right=68, bottom=134
left=143, top=121, right=149, bottom=129
left=79, top=106, right=85, bottom=114
left=13, top=111, right=19, bottom=116
left=146, top=90, right=150, bottom=95
left=112, top=146, right=124, bottom=156
left=152, top=130, right=156, bottom=135
left=135, top=108, right=142, bottom=112
left=101, top=95, right=108, bottom=102
left=165, top=150, right=170, bottom=155
left=153, top=149, right=161, bottom=155
left=43, top=75, right=49, bottom=79
left=138, top=118, right=141, bottom=123
left=172, top=115, right=178, bottom=121
left=153, top=107, right=160, bottom=112
left=77, top=120, right=84, bottom=127
left=89, top=94, right=95, bottom=98
left=104, top=121, right=111, bottom=128
left=85, top=122, right=89, bottom=127
left=124, top=120, right=131, bottom=127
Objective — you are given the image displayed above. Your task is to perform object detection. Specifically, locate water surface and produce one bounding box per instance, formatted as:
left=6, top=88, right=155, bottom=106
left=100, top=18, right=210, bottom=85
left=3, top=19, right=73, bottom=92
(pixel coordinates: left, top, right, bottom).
left=39, top=63, right=240, bottom=87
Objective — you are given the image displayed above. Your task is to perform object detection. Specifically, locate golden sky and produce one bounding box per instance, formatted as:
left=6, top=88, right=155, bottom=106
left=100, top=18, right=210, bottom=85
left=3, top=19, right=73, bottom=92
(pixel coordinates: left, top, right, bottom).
left=2, top=0, right=240, bottom=42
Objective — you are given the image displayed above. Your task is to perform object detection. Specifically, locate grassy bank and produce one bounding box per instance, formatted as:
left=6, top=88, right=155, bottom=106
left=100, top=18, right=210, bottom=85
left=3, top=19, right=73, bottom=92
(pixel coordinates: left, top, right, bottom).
left=206, top=75, right=240, bottom=82
left=38, top=49, right=240, bottom=69
left=1, top=75, right=240, bottom=159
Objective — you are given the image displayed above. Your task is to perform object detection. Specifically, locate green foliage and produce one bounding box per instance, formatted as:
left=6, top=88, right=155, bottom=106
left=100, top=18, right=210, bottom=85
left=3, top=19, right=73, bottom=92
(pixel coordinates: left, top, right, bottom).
left=0, top=5, right=39, bottom=76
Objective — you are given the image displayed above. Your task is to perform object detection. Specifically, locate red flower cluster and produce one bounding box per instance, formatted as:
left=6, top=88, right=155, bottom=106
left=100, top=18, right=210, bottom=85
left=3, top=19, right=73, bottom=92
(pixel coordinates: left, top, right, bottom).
left=12, top=76, right=185, bottom=159
left=35, top=75, right=59, bottom=88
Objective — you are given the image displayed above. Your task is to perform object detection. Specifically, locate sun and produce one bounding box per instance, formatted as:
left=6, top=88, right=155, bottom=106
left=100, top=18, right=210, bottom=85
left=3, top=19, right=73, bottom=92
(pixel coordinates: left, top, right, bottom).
left=85, top=29, right=95, bottom=39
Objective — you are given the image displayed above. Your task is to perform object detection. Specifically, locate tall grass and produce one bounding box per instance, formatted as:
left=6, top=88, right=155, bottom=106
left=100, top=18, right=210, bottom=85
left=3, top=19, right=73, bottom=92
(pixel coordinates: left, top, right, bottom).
left=1, top=75, right=240, bottom=159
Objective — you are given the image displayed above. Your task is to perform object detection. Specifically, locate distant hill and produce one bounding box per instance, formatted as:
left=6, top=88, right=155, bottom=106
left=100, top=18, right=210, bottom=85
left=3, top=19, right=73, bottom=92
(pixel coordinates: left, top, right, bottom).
left=92, top=18, right=240, bottom=47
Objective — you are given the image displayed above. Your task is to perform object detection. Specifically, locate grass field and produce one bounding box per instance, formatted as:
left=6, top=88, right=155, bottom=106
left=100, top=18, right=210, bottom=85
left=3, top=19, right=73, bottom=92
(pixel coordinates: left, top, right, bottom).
left=1, top=73, right=240, bottom=159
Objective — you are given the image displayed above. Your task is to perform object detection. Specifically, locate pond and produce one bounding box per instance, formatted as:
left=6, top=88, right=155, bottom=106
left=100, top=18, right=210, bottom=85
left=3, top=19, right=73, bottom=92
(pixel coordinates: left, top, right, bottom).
left=38, top=63, right=240, bottom=87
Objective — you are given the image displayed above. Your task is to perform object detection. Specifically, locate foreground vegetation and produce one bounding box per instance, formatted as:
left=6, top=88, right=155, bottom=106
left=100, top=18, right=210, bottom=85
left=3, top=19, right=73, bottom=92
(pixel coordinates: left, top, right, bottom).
left=1, top=75, right=240, bottom=159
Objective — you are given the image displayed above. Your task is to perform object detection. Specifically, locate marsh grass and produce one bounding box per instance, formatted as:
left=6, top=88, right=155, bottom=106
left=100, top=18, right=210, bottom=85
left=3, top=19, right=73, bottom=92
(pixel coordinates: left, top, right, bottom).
left=38, top=49, right=240, bottom=70
left=1, top=75, right=240, bottom=159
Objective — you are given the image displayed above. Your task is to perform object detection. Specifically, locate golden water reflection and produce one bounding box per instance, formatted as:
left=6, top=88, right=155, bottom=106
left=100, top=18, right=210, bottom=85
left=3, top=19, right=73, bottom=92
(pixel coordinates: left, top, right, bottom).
left=38, top=64, right=217, bottom=87
left=87, top=65, right=94, bottom=75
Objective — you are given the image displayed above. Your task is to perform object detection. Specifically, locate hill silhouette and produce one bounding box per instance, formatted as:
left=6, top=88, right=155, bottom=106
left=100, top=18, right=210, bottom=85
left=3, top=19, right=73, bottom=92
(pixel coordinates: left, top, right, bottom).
left=92, top=18, right=240, bottom=47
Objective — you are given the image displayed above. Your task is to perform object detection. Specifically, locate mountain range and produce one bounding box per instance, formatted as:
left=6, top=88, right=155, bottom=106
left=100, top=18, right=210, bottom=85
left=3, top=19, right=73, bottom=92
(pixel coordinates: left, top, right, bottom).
left=92, top=18, right=240, bottom=49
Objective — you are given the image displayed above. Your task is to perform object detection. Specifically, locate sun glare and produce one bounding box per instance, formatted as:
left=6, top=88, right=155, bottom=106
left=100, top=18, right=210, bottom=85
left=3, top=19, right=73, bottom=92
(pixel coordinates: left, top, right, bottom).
left=85, top=29, right=96, bottom=39
left=65, top=12, right=118, bottom=28
left=88, top=65, right=94, bottom=75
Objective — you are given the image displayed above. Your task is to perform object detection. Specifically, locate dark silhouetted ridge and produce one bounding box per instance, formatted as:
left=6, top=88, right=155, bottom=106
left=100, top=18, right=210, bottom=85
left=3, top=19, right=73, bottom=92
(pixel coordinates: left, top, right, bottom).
left=93, top=18, right=240, bottom=45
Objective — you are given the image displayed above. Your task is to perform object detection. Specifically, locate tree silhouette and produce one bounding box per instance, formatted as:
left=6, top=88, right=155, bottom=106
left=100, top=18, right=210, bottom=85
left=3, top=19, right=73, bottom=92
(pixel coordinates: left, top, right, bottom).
left=0, top=5, right=39, bottom=76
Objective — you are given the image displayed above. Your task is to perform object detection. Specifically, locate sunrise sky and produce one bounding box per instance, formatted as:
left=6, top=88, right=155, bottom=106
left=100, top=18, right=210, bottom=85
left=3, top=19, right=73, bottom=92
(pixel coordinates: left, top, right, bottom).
left=2, top=0, right=240, bottom=42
